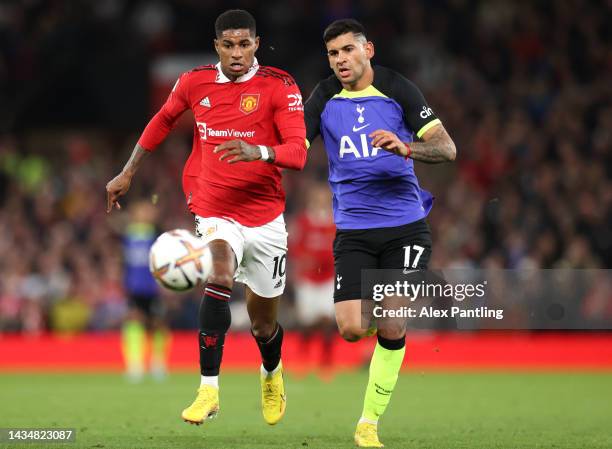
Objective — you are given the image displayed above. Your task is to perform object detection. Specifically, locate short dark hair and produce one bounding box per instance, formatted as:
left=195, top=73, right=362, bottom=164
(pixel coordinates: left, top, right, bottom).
left=323, top=19, right=367, bottom=43
left=215, top=9, right=256, bottom=38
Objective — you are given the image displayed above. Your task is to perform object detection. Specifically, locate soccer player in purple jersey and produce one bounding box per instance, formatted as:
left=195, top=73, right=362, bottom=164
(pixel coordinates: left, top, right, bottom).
left=304, top=19, right=456, bottom=447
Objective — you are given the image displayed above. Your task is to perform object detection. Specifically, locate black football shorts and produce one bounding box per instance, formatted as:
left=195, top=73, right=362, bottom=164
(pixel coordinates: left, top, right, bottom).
left=128, top=294, right=164, bottom=320
left=333, top=218, right=432, bottom=302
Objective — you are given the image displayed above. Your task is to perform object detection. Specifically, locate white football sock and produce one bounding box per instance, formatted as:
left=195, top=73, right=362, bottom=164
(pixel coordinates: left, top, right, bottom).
left=200, top=375, right=219, bottom=388
left=359, top=416, right=378, bottom=426
left=261, top=362, right=281, bottom=377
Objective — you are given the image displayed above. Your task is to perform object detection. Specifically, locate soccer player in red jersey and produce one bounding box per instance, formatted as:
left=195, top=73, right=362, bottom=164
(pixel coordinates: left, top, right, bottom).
left=289, top=183, right=337, bottom=376
left=106, top=9, right=306, bottom=427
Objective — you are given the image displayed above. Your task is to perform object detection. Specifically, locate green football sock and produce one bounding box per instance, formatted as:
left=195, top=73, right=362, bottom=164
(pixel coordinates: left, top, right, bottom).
left=361, top=339, right=406, bottom=422
left=151, top=328, right=170, bottom=368
left=122, top=320, right=146, bottom=373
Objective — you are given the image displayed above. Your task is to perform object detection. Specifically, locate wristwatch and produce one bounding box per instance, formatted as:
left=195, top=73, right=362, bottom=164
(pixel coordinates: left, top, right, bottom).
left=258, top=145, right=270, bottom=162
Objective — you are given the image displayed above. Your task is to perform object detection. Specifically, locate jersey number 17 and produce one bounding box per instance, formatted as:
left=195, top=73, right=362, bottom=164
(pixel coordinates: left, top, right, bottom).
left=403, top=245, right=425, bottom=269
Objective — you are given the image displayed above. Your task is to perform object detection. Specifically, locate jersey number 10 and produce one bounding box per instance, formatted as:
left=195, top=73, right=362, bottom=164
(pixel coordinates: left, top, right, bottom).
left=272, top=254, right=287, bottom=279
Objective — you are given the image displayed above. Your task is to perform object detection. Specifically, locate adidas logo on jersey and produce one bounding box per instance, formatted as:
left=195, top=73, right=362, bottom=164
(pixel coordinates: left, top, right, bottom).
left=274, top=278, right=283, bottom=288
left=200, top=97, right=211, bottom=108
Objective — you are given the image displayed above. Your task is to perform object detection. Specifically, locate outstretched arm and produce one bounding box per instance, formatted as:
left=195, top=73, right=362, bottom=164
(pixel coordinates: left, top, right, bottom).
left=105, top=73, right=189, bottom=212
left=105, top=144, right=149, bottom=212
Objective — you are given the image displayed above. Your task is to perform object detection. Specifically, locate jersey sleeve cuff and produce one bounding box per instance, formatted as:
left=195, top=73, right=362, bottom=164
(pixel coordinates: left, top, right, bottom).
left=416, top=118, right=441, bottom=139
left=137, top=139, right=155, bottom=152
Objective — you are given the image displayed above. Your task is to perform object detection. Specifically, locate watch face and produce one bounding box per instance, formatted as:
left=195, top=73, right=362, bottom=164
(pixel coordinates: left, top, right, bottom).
left=259, top=145, right=269, bottom=161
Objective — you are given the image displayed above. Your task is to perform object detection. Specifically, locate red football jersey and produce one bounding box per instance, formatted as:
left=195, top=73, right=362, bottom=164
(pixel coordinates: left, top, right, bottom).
left=138, top=60, right=307, bottom=227
left=289, top=212, right=336, bottom=283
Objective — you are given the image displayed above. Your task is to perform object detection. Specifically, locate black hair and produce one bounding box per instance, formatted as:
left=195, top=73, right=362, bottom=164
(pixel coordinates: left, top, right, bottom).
left=215, top=9, right=256, bottom=38
left=323, top=18, right=367, bottom=43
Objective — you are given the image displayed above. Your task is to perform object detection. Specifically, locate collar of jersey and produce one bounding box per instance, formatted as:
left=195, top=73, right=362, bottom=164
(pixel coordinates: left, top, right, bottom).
left=215, top=58, right=259, bottom=83
left=332, top=85, right=387, bottom=99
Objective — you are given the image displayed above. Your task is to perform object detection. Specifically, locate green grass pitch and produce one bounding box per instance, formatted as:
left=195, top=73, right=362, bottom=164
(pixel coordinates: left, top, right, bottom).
left=1, top=371, right=611, bottom=448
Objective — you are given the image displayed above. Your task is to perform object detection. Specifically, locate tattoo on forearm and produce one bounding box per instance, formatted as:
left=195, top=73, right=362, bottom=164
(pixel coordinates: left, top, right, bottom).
left=122, top=144, right=149, bottom=176
left=409, top=127, right=456, bottom=163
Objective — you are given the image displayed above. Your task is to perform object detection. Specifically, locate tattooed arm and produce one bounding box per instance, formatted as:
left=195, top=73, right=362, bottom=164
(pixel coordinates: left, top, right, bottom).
left=369, top=123, right=456, bottom=164
left=105, top=144, right=149, bottom=212
left=407, top=123, right=456, bottom=163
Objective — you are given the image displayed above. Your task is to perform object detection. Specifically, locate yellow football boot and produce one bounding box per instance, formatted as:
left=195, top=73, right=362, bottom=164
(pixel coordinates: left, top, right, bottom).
left=181, top=385, right=219, bottom=425
left=261, top=361, right=286, bottom=425
left=354, top=422, right=384, bottom=447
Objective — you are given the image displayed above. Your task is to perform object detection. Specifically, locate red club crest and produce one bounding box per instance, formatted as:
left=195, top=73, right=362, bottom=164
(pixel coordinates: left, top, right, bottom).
left=239, top=94, right=259, bottom=114
left=202, top=335, right=219, bottom=348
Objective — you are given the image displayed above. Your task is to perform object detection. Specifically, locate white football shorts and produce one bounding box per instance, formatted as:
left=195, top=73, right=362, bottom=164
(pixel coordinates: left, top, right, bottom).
left=294, top=279, right=335, bottom=326
left=194, top=213, right=288, bottom=298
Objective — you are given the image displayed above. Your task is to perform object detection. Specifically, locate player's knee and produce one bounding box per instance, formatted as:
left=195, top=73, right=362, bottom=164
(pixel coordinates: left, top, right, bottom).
left=207, top=272, right=234, bottom=290
left=207, top=240, right=237, bottom=288
left=338, top=323, right=367, bottom=342
left=251, top=320, right=276, bottom=340
left=377, top=326, right=405, bottom=341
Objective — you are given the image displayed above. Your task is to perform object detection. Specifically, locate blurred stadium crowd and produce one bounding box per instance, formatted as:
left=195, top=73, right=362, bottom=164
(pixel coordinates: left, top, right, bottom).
left=0, top=0, right=610, bottom=333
